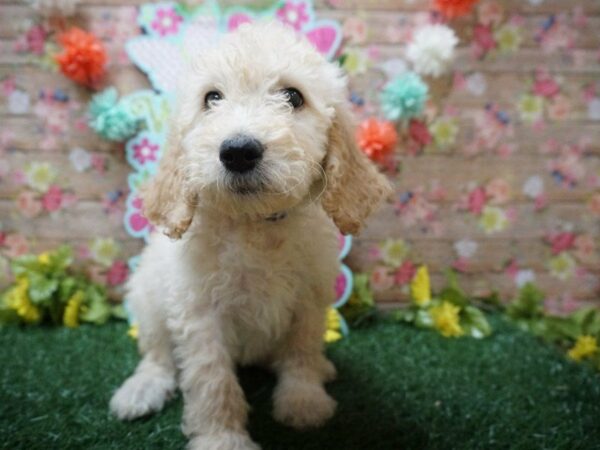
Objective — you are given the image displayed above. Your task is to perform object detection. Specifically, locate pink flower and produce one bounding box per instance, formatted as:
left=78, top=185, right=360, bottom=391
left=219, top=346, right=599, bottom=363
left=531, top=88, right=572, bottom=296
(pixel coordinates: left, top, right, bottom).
left=26, top=25, right=47, bottom=55
left=276, top=1, right=310, bottom=31
left=41, top=185, right=63, bottom=212
left=227, top=13, right=252, bottom=31
left=505, top=259, right=518, bottom=280
left=548, top=232, right=576, bottom=255
left=370, top=266, right=394, bottom=292
left=547, top=95, right=572, bottom=121
left=91, top=153, right=106, bottom=174
left=16, top=191, right=42, bottom=218
left=106, top=260, right=129, bottom=286
left=485, top=178, right=511, bottom=204
left=589, top=193, right=600, bottom=216
left=468, top=186, right=487, bottom=215
left=3, top=234, right=29, bottom=258
left=533, top=74, right=560, bottom=98
left=394, top=260, right=416, bottom=286
left=409, top=119, right=432, bottom=147
left=343, top=17, right=367, bottom=44
left=452, top=257, right=469, bottom=273
left=473, top=24, right=496, bottom=56
left=151, top=8, right=183, bottom=36
left=574, top=234, right=595, bottom=261
left=133, top=138, right=159, bottom=165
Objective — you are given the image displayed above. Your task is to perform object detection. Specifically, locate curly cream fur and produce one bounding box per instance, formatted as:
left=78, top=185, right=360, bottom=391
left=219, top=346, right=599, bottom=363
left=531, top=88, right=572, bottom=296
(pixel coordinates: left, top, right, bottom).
left=110, top=22, right=390, bottom=450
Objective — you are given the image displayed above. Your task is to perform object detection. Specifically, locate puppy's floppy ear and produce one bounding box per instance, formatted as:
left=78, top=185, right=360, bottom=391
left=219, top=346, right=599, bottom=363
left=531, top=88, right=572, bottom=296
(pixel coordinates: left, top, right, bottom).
left=321, top=103, right=392, bottom=236
left=141, top=127, right=196, bottom=240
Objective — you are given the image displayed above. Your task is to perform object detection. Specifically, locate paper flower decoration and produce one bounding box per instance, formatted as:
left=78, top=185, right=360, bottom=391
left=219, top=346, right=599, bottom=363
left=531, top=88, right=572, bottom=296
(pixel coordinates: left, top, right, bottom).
left=381, top=72, right=428, bottom=121
left=434, top=0, right=479, bottom=19
left=30, top=0, right=80, bottom=17
left=89, top=88, right=139, bottom=141
left=411, top=265, right=431, bottom=307
left=55, top=28, right=107, bottom=88
left=406, top=24, right=458, bottom=77
left=355, top=118, right=398, bottom=163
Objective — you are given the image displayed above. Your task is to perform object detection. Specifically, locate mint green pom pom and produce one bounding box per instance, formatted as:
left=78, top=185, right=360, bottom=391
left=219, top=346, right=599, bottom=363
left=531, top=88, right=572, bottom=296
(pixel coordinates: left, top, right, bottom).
left=89, top=88, right=139, bottom=142
left=381, top=72, right=429, bottom=121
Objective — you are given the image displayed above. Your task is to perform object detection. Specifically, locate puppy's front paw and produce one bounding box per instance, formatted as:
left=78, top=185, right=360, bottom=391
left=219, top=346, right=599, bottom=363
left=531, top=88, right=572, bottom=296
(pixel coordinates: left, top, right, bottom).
left=187, top=432, right=260, bottom=450
left=273, top=381, right=336, bottom=429
left=110, top=370, right=176, bottom=420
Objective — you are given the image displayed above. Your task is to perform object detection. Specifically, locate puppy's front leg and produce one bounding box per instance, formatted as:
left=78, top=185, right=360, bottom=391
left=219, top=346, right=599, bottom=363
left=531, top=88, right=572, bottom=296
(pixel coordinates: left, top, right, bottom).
left=272, top=302, right=337, bottom=429
left=170, top=311, right=259, bottom=450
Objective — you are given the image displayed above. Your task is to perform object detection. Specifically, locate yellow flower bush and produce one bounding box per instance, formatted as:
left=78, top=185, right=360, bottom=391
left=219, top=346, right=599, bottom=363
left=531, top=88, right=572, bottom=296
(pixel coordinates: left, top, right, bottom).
left=4, top=276, right=40, bottom=324
left=324, top=307, right=343, bottom=343
left=429, top=301, right=464, bottom=337
left=395, top=266, right=491, bottom=339
left=1, top=246, right=121, bottom=327
left=63, top=290, right=84, bottom=328
left=568, top=335, right=598, bottom=362
left=411, top=265, right=431, bottom=307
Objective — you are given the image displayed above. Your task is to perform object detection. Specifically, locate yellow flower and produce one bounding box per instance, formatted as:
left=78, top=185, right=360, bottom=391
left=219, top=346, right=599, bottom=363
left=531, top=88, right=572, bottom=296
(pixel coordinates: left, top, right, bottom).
left=479, top=206, right=509, bottom=234
left=430, top=117, right=458, bottom=147
left=37, top=252, right=51, bottom=265
left=90, top=238, right=120, bottom=267
left=411, top=265, right=431, bottom=307
left=518, top=94, right=544, bottom=122
left=24, top=162, right=57, bottom=192
left=568, top=335, right=598, bottom=361
left=494, top=24, right=522, bottom=53
left=381, top=239, right=410, bottom=268
left=128, top=324, right=139, bottom=339
left=429, top=301, right=464, bottom=338
left=548, top=253, right=576, bottom=281
left=324, top=307, right=343, bottom=343
left=5, top=276, right=40, bottom=323
left=63, top=290, right=84, bottom=328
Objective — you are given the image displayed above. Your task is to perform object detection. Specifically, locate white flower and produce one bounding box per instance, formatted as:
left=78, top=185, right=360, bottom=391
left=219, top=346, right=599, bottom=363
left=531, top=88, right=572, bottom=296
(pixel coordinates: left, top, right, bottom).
left=522, top=176, right=544, bottom=199
left=588, top=98, right=600, bottom=120
left=515, top=270, right=536, bottom=287
left=466, top=73, right=487, bottom=96
left=379, top=58, right=408, bottom=79
left=406, top=24, right=458, bottom=77
left=24, top=162, right=57, bottom=192
left=8, top=90, right=30, bottom=115
left=69, top=147, right=92, bottom=172
left=454, top=239, right=478, bottom=259
left=90, top=238, right=120, bottom=267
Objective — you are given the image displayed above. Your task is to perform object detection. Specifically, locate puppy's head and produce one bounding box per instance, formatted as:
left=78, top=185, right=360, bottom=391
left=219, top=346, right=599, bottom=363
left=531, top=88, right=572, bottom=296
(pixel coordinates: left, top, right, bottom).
left=143, top=22, right=391, bottom=239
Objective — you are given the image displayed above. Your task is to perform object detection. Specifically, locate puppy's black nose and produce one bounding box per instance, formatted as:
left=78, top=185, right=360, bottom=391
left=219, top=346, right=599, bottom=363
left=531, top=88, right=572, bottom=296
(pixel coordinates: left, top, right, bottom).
left=219, top=135, right=264, bottom=173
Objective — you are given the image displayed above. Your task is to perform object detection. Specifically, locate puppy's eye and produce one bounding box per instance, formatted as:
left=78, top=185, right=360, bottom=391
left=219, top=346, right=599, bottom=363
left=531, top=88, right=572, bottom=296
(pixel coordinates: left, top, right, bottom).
left=204, top=90, right=223, bottom=108
left=282, top=88, right=304, bottom=109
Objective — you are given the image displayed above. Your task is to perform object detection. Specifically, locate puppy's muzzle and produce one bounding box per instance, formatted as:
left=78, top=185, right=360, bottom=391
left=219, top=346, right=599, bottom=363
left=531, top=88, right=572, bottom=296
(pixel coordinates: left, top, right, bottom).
left=219, top=135, right=264, bottom=174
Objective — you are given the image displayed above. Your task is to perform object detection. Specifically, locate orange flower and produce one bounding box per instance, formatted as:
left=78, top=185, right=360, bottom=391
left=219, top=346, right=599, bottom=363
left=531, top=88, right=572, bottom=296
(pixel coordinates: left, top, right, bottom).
left=55, top=28, right=107, bottom=88
left=434, top=0, right=480, bottom=19
left=356, top=118, right=398, bottom=163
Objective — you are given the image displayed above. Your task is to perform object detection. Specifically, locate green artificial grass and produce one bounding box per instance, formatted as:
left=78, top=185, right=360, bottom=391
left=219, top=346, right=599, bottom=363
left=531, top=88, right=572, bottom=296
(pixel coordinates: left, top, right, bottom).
left=1, top=316, right=599, bottom=450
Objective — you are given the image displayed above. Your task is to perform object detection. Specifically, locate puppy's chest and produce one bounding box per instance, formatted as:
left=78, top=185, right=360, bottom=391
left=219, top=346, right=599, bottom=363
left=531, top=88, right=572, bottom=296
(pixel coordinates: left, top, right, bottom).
left=208, top=227, right=305, bottom=363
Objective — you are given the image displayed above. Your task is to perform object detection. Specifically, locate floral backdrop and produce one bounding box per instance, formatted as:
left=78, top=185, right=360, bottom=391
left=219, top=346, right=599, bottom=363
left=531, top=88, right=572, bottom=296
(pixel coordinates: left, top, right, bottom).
left=0, top=0, right=598, bottom=312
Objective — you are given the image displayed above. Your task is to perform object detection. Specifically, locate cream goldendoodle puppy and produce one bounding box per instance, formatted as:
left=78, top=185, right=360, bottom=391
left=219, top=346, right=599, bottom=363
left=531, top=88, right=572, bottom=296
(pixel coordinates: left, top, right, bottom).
left=110, top=22, right=390, bottom=450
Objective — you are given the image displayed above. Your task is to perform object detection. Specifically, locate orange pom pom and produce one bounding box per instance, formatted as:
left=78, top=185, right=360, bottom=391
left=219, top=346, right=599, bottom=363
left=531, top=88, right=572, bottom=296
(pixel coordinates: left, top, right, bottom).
left=356, top=118, right=398, bottom=163
left=434, top=0, right=479, bottom=19
left=55, top=28, right=107, bottom=88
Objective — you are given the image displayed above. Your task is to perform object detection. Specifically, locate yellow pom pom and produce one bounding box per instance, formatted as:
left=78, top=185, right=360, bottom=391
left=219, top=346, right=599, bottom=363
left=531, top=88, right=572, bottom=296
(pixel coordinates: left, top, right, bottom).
left=324, top=307, right=343, bottom=343
left=429, top=301, right=464, bottom=338
left=63, top=290, right=84, bottom=328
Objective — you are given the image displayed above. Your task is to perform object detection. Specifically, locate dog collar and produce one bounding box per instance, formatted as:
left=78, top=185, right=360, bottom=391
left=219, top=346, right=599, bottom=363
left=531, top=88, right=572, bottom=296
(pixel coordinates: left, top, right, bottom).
left=265, top=211, right=287, bottom=222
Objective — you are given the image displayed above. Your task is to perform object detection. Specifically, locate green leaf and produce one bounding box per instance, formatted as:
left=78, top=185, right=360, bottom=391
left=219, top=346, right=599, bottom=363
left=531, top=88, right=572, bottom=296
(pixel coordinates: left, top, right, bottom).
left=110, top=304, right=128, bottom=320
left=506, top=282, right=545, bottom=320
left=439, top=269, right=468, bottom=307
left=59, top=277, right=77, bottom=303
left=414, top=309, right=433, bottom=329
left=462, top=306, right=492, bottom=339
left=27, top=273, right=59, bottom=305
left=10, top=255, right=43, bottom=276
left=393, top=308, right=416, bottom=323
left=80, top=299, right=111, bottom=325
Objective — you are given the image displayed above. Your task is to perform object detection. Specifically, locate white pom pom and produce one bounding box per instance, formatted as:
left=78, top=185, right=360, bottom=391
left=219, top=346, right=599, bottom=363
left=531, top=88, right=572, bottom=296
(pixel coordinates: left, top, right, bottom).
left=30, top=0, right=80, bottom=17
left=406, top=24, right=459, bottom=78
